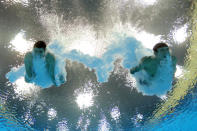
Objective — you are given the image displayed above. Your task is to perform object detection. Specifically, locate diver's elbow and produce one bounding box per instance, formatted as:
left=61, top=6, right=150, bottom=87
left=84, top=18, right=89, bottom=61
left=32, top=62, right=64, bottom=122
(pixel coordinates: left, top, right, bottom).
left=130, top=68, right=136, bottom=74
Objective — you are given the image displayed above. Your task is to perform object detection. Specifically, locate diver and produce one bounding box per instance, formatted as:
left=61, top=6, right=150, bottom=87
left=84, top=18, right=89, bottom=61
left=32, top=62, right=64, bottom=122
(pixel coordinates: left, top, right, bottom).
left=130, top=43, right=176, bottom=85
left=24, top=41, right=63, bottom=86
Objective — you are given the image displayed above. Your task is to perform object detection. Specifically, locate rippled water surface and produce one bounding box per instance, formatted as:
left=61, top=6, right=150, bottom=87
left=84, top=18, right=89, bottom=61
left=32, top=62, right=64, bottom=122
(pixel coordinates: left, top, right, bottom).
left=0, top=0, right=196, bottom=130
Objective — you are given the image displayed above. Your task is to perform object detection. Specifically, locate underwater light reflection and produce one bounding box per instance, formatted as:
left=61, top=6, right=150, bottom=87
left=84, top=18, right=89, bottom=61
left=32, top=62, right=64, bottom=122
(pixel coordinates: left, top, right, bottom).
left=132, top=113, right=143, bottom=127
left=6, top=0, right=29, bottom=6
left=135, top=0, right=158, bottom=6
left=175, top=65, right=184, bottom=78
left=57, top=120, right=69, bottom=131
left=76, top=92, right=94, bottom=110
left=48, top=108, right=57, bottom=121
left=12, top=77, right=40, bottom=100
left=98, top=116, right=110, bottom=131
left=10, top=31, right=34, bottom=55
left=173, top=24, right=188, bottom=44
left=110, top=106, right=121, bottom=121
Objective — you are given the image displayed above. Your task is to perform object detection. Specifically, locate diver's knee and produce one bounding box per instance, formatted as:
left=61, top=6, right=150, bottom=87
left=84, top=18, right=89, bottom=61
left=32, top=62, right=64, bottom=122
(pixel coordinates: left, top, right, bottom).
left=25, top=75, right=30, bottom=83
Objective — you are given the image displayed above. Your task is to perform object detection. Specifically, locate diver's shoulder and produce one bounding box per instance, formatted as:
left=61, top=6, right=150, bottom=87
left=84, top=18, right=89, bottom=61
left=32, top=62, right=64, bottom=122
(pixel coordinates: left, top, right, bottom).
left=24, top=52, right=33, bottom=63
left=141, top=56, right=153, bottom=62
left=46, top=51, right=55, bottom=60
left=25, top=52, right=33, bottom=58
left=46, top=51, right=55, bottom=57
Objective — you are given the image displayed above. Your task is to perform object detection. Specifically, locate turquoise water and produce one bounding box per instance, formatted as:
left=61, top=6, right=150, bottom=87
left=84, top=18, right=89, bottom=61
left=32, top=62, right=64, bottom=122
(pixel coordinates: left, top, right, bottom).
left=0, top=0, right=194, bottom=130
left=140, top=89, right=197, bottom=131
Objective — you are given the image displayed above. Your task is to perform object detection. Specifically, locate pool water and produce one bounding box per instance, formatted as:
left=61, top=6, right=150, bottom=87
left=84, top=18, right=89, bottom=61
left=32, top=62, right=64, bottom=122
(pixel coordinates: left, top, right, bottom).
left=0, top=0, right=195, bottom=130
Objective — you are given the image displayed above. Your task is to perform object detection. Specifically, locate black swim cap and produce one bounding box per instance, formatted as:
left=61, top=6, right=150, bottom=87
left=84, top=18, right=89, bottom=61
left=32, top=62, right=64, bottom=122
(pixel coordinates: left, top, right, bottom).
left=153, top=43, right=169, bottom=53
left=33, top=41, right=46, bottom=50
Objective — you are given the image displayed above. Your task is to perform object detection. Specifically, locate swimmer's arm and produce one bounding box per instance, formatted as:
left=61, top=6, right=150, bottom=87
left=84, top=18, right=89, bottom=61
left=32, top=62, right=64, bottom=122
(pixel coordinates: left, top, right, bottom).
left=130, top=64, right=142, bottom=74
left=130, top=57, right=146, bottom=74
left=46, top=52, right=56, bottom=85
left=24, top=52, right=35, bottom=79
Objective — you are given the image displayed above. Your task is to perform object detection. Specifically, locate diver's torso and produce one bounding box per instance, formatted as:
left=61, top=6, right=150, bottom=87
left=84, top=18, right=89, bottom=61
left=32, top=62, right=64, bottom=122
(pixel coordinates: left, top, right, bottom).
left=143, top=57, right=158, bottom=78
left=32, top=56, right=53, bottom=87
left=140, top=55, right=174, bottom=84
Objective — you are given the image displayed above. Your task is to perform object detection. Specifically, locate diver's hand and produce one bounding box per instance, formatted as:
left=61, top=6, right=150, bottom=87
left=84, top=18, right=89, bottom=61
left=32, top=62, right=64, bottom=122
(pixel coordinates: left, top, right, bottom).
left=25, top=73, right=35, bottom=83
left=59, top=75, right=65, bottom=83
left=130, top=68, right=136, bottom=74
left=139, top=79, right=150, bottom=86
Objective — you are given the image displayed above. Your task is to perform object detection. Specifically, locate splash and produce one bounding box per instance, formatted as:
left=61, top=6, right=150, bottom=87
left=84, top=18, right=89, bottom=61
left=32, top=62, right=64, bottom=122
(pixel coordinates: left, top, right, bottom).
left=6, top=34, right=176, bottom=98
left=173, top=24, right=189, bottom=44
left=9, top=31, right=34, bottom=55
left=48, top=36, right=152, bottom=82
left=48, top=34, right=175, bottom=97
left=6, top=11, right=175, bottom=96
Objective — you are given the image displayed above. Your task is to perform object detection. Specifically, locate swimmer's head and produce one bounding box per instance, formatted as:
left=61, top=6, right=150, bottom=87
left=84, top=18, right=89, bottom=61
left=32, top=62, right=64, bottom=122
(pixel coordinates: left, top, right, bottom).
left=153, top=43, right=170, bottom=59
left=33, top=41, right=46, bottom=57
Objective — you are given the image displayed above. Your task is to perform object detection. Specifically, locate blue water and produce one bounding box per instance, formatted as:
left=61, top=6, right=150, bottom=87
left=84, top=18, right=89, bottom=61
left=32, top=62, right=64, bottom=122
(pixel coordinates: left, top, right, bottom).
left=139, top=89, right=197, bottom=131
